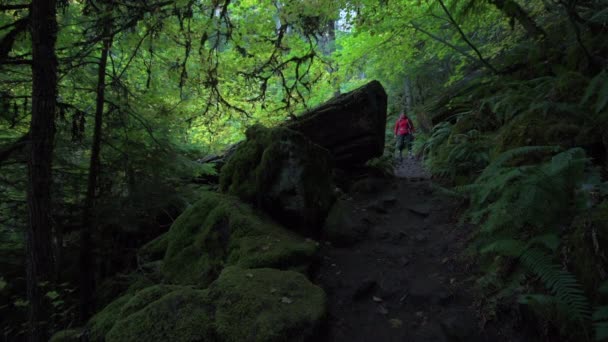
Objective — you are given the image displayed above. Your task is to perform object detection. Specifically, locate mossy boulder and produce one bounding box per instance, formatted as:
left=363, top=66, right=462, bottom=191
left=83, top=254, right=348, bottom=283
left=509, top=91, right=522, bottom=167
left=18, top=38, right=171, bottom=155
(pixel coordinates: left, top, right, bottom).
left=106, top=288, right=215, bottom=342
left=324, top=199, right=369, bottom=247
left=162, top=191, right=318, bottom=286
left=87, top=293, right=133, bottom=341
left=209, top=266, right=326, bottom=342
left=220, top=125, right=335, bottom=235
left=49, top=329, right=84, bottom=342
left=88, top=267, right=326, bottom=342
left=137, top=232, right=168, bottom=264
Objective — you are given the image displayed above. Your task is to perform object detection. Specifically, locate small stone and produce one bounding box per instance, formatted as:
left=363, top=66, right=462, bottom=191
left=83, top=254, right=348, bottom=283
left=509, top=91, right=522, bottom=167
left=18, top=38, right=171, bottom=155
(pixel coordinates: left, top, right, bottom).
left=246, top=273, right=253, bottom=278
left=352, top=279, right=377, bottom=300
left=281, top=297, right=293, bottom=304
left=270, top=288, right=277, bottom=294
left=372, top=296, right=383, bottom=303
left=382, top=196, right=397, bottom=206
left=377, top=304, right=389, bottom=315
left=415, top=234, right=427, bottom=242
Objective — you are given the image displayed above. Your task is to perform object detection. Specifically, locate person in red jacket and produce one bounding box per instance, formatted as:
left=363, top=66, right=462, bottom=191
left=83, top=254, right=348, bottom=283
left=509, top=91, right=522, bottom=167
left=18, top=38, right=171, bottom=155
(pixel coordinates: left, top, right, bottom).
left=394, top=113, right=415, bottom=161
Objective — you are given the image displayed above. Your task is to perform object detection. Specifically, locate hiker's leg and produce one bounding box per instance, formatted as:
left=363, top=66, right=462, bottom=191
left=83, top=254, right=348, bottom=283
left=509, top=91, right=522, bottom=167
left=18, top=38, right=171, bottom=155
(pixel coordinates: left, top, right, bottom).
left=396, top=135, right=404, bottom=160
left=405, top=134, right=413, bottom=157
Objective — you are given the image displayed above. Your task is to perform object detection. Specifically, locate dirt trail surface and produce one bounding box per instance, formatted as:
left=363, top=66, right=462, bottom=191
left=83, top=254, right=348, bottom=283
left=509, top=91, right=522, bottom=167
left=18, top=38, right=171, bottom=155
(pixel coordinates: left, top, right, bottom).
left=315, top=158, right=525, bottom=342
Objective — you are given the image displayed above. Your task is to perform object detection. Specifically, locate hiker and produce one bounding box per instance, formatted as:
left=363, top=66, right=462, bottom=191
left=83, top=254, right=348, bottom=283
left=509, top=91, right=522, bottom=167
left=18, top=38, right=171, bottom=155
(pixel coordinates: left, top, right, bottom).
left=394, top=113, right=415, bottom=161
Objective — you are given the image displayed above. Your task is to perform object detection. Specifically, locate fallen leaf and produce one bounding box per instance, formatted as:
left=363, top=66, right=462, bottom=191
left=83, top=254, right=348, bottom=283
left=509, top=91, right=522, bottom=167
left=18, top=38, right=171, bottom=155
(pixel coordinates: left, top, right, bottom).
left=246, top=273, right=253, bottom=278
left=270, top=288, right=277, bottom=294
left=389, top=318, right=403, bottom=328
left=262, top=245, right=270, bottom=251
left=372, top=296, right=383, bottom=302
left=281, top=297, right=292, bottom=304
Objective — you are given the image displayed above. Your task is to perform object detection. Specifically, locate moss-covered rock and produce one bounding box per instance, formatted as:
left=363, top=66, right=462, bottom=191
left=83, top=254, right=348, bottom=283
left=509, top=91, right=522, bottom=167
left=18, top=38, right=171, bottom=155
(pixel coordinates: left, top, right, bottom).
left=137, top=232, right=168, bottom=264
left=220, top=125, right=335, bottom=235
left=210, top=266, right=326, bottom=342
left=118, top=285, right=181, bottom=317
left=324, top=199, right=369, bottom=247
left=106, top=288, right=215, bottom=342
left=89, top=267, right=326, bottom=342
left=87, top=293, right=133, bottom=341
left=162, top=191, right=318, bottom=286
left=49, top=329, right=84, bottom=342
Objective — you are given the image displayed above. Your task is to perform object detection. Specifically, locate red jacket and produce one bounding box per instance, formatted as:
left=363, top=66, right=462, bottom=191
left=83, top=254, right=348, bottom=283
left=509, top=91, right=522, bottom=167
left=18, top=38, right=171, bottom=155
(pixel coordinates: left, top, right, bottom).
left=394, top=117, right=414, bottom=135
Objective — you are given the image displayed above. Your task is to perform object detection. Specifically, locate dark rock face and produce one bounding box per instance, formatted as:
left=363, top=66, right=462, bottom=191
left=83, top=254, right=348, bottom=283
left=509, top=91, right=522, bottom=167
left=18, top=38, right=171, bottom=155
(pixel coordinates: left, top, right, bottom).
left=220, top=125, right=335, bottom=235
left=287, top=80, right=388, bottom=168
left=324, top=199, right=370, bottom=247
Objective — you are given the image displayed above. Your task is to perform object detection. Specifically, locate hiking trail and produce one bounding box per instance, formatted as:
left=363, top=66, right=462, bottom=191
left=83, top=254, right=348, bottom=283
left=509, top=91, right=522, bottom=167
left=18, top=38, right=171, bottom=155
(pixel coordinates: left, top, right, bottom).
left=315, top=158, right=528, bottom=342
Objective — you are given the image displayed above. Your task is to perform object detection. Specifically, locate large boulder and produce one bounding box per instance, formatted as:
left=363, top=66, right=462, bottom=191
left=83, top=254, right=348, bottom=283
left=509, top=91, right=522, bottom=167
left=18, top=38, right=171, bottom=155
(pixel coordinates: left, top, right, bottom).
left=86, top=267, right=326, bottom=342
left=220, top=125, right=335, bottom=235
left=287, top=80, right=387, bottom=168
left=324, top=199, right=370, bottom=247
left=158, top=191, right=318, bottom=286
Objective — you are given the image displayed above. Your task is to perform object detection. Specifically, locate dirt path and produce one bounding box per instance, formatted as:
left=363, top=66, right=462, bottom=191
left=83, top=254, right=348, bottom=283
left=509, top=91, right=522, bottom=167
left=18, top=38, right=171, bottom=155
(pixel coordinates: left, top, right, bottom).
left=315, top=158, right=525, bottom=342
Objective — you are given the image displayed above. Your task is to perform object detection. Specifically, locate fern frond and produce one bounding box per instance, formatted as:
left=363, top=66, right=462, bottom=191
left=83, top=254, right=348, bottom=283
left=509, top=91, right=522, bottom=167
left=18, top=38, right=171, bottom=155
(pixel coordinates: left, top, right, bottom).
left=479, top=146, right=560, bottom=179
left=480, top=239, right=525, bottom=257
left=520, top=247, right=591, bottom=322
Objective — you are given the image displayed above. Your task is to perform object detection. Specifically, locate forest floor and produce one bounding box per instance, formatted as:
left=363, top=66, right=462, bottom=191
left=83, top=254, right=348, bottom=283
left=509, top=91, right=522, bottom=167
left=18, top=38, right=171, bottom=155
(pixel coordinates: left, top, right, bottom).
left=315, top=158, right=529, bottom=342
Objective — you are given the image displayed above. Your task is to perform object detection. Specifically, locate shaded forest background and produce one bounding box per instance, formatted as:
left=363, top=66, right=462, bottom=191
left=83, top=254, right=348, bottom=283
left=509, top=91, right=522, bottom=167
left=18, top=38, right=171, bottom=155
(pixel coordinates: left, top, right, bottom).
left=1, top=0, right=608, bottom=341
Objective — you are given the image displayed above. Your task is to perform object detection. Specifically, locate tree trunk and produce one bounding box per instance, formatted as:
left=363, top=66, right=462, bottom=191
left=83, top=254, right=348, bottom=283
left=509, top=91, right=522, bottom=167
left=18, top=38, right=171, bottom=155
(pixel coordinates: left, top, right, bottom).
left=490, top=0, right=545, bottom=38
left=403, top=76, right=413, bottom=113
left=79, top=22, right=113, bottom=323
left=26, top=0, right=58, bottom=340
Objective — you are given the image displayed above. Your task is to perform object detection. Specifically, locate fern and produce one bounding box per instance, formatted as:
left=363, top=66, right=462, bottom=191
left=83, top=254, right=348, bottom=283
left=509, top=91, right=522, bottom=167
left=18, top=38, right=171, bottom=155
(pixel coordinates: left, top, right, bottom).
left=593, top=282, right=608, bottom=341
left=482, top=236, right=591, bottom=324
left=581, top=69, right=608, bottom=114
left=521, top=248, right=591, bottom=322
left=463, top=147, right=587, bottom=234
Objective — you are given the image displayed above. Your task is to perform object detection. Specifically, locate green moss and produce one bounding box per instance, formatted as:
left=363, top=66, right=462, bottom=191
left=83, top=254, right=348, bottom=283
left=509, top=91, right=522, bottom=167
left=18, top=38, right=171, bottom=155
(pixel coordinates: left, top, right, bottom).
left=49, top=329, right=84, bottom=342
left=87, top=293, right=132, bottom=342
left=219, top=124, right=334, bottom=232
left=119, top=285, right=181, bottom=317
left=162, top=191, right=317, bottom=286
left=106, top=288, right=216, bottom=342
left=91, top=267, right=326, bottom=342
left=137, top=233, right=169, bottom=264
left=210, top=266, right=327, bottom=342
